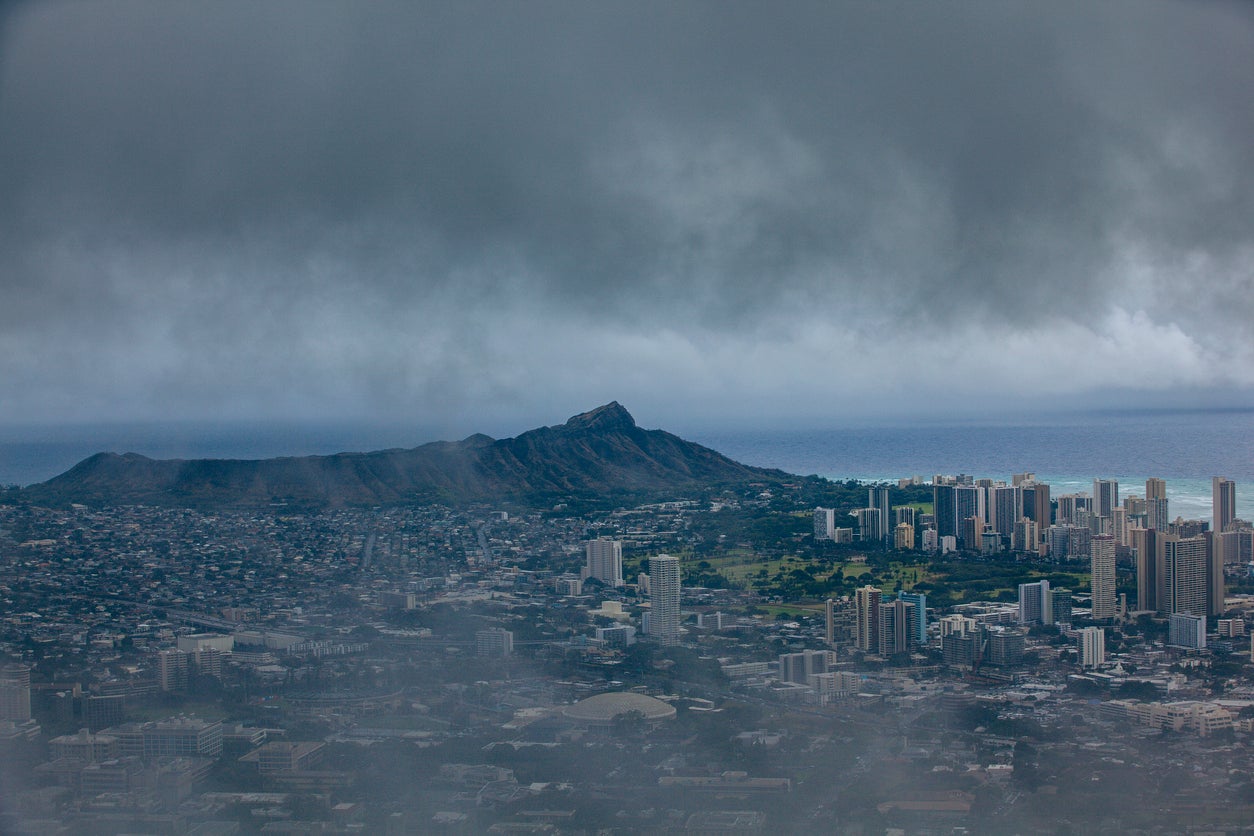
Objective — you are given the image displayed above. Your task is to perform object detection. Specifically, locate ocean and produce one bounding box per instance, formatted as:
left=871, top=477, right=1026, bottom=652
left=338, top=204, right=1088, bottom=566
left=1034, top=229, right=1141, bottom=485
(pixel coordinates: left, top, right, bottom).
left=687, top=409, right=1254, bottom=522
left=1, top=409, right=1251, bottom=520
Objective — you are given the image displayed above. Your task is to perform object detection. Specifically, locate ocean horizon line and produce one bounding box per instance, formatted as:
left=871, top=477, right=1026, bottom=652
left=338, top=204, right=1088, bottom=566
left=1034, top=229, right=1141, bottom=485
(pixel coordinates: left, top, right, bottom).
left=1, top=413, right=1252, bottom=517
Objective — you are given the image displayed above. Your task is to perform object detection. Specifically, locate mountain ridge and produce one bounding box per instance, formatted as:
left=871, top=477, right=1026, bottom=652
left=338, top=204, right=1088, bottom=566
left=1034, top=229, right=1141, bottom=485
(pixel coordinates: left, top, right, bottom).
left=19, top=403, right=789, bottom=508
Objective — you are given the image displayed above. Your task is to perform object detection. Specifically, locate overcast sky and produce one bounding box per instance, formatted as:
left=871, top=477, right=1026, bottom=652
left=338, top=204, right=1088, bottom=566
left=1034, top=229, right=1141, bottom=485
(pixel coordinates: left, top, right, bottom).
left=1, top=0, right=1252, bottom=436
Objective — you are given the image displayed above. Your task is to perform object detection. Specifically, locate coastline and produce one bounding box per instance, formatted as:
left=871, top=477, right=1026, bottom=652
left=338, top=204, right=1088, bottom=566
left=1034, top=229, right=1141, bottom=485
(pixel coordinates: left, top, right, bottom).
left=2, top=414, right=1252, bottom=523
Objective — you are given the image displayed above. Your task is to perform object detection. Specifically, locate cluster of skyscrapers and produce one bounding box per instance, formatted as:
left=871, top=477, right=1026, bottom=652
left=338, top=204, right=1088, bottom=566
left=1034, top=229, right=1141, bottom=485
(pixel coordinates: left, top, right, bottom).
left=819, top=477, right=1247, bottom=563
left=818, top=477, right=1250, bottom=620
left=821, top=579, right=1124, bottom=671
left=824, top=587, right=926, bottom=658
left=1012, top=479, right=1245, bottom=633
left=601, top=476, right=1245, bottom=653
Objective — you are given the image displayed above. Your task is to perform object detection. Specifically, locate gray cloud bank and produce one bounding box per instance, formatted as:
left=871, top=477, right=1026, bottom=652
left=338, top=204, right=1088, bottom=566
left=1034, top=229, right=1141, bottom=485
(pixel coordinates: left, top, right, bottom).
left=1, top=0, right=1252, bottom=433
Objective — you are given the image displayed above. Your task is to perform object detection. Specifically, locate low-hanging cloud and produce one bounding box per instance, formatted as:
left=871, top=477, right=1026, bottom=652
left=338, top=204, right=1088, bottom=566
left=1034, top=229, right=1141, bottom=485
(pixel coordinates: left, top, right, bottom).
left=1, top=0, right=1252, bottom=432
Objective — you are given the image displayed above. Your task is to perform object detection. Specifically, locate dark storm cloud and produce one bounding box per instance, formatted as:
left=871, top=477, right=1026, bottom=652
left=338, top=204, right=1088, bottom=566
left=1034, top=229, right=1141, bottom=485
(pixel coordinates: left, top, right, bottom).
left=1, top=0, right=1252, bottom=427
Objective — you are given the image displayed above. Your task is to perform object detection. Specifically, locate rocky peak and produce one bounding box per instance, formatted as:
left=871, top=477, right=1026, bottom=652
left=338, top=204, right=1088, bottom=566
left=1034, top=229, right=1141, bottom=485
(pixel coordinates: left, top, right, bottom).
left=562, top=402, right=638, bottom=432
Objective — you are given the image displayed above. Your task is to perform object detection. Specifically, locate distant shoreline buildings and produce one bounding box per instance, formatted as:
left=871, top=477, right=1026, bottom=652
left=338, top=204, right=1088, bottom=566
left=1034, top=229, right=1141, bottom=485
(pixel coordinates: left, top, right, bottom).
left=815, top=474, right=1251, bottom=619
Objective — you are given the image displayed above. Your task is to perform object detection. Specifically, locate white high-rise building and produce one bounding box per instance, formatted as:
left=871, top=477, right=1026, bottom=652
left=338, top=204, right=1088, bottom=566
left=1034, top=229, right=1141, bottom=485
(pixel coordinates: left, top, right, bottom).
left=1080, top=627, right=1105, bottom=667
left=1018, top=580, right=1052, bottom=625
left=1168, top=613, right=1206, bottom=650
left=155, top=650, right=189, bottom=692
left=476, top=627, right=514, bottom=657
left=1091, top=535, right=1117, bottom=620
left=938, top=614, right=977, bottom=637
left=778, top=649, right=832, bottom=684
left=922, top=528, right=939, bottom=552
left=647, top=555, right=681, bottom=645
left=584, top=538, right=624, bottom=587
left=1162, top=533, right=1211, bottom=618
left=855, top=586, right=881, bottom=652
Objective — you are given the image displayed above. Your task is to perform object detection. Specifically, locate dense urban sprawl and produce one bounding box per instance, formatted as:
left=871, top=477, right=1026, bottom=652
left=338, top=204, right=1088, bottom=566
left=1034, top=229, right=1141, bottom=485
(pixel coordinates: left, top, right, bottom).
left=1, top=473, right=1253, bottom=833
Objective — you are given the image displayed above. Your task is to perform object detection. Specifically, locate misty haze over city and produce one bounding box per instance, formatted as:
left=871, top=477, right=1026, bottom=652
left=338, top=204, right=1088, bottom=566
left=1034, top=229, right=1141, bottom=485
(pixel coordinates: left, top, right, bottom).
left=3, top=3, right=1254, bottom=835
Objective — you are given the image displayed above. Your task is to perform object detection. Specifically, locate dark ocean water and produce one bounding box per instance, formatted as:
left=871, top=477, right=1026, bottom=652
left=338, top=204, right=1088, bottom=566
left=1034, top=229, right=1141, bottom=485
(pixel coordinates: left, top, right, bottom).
left=2, top=409, right=1251, bottom=519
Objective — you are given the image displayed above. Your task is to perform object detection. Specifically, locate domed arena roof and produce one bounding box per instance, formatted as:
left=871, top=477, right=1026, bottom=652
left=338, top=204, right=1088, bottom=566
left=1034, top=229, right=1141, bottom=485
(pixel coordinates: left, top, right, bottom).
left=562, top=691, right=677, bottom=725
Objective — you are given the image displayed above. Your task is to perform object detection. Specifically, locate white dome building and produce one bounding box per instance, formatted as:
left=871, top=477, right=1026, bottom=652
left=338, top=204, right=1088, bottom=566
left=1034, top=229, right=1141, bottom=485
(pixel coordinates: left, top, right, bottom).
left=561, top=691, right=676, bottom=727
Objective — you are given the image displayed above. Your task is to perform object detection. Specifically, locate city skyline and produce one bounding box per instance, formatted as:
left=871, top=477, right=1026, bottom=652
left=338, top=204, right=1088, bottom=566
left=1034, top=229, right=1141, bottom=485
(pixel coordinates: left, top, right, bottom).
left=4, top=4, right=1254, bottom=819
left=4, top=442, right=1254, bottom=830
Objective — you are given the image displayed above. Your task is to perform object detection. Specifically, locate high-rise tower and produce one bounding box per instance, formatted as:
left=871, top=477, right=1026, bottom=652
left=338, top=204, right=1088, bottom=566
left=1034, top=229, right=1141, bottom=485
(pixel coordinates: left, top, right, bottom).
left=1018, top=580, right=1052, bottom=625
left=1162, top=534, right=1211, bottom=618
left=825, top=597, right=855, bottom=648
left=1093, top=479, right=1119, bottom=517
left=1144, top=477, right=1170, bottom=533
left=647, top=555, right=681, bottom=645
left=898, top=591, right=928, bottom=646
left=853, top=508, right=882, bottom=543
left=933, top=484, right=957, bottom=542
left=1090, top=535, right=1117, bottom=620
left=991, top=485, right=1023, bottom=541
left=1080, top=627, right=1106, bottom=668
left=813, top=507, right=836, bottom=541
left=869, top=487, right=891, bottom=544
left=585, top=538, right=624, bottom=587
left=0, top=664, right=32, bottom=722
left=1132, top=527, right=1160, bottom=613
left=1029, top=483, right=1051, bottom=551
left=1214, top=477, right=1237, bottom=534
left=878, top=599, right=919, bottom=656
left=1093, top=479, right=1119, bottom=527
left=855, top=586, right=881, bottom=653
left=1146, top=501, right=1169, bottom=532
left=954, top=486, right=981, bottom=550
